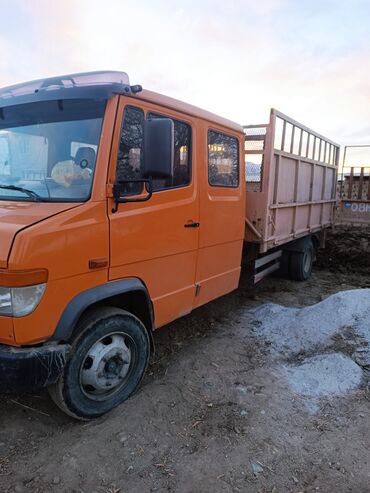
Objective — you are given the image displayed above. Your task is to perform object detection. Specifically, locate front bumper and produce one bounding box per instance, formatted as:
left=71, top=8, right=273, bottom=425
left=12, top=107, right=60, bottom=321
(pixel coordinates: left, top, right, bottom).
left=0, top=343, right=70, bottom=393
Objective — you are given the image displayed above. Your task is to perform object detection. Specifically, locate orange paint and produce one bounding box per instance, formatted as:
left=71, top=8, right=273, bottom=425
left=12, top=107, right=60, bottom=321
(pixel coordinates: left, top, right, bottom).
left=0, top=82, right=245, bottom=346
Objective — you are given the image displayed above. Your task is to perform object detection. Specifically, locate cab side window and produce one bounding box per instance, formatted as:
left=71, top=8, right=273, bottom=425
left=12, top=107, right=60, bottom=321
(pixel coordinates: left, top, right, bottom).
left=116, top=106, right=144, bottom=195
left=208, top=130, right=239, bottom=187
left=148, top=113, right=191, bottom=191
left=116, top=106, right=191, bottom=195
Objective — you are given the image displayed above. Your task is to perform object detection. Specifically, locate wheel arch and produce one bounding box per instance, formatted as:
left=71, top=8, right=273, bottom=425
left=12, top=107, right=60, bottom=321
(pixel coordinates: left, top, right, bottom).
left=310, top=233, right=320, bottom=251
left=52, top=278, right=155, bottom=350
left=282, top=234, right=315, bottom=253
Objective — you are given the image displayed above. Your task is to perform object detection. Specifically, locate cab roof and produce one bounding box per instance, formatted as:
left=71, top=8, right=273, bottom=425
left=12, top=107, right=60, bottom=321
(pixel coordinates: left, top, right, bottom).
left=134, top=89, right=243, bottom=134
left=0, top=70, right=243, bottom=134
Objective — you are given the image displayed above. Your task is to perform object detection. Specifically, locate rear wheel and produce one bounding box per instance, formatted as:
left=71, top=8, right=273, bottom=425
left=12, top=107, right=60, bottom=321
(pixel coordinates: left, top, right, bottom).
left=48, top=307, right=150, bottom=420
left=289, top=238, right=314, bottom=281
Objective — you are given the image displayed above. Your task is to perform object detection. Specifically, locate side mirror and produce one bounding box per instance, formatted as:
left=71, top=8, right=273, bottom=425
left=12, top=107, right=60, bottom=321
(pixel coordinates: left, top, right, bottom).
left=111, top=117, right=175, bottom=213
left=143, top=118, right=174, bottom=178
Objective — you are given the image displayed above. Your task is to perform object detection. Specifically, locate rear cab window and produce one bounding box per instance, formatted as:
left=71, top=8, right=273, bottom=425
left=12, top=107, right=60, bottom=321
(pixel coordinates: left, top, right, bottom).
left=208, top=130, right=239, bottom=187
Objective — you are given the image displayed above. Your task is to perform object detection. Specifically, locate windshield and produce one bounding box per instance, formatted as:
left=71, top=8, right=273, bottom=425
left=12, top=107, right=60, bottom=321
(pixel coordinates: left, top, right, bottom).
left=0, top=99, right=106, bottom=202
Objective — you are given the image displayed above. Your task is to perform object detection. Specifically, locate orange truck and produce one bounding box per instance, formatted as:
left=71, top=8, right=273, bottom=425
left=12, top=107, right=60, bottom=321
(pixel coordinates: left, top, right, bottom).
left=0, top=71, right=339, bottom=419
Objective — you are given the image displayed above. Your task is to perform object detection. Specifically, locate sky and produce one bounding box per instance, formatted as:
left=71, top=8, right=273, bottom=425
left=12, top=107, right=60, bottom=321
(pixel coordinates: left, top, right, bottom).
left=1, top=0, right=370, bottom=165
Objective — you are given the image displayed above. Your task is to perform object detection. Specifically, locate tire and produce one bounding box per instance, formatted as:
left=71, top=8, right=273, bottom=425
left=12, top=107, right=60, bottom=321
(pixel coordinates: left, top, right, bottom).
left=289, top=238, right=314, bottom=281
left=48, top=307, right=150, bottom=420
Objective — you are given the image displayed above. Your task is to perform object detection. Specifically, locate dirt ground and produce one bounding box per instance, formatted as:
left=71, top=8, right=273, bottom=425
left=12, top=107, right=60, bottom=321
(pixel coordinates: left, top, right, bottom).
left=1, top=228, right=370, bottom=493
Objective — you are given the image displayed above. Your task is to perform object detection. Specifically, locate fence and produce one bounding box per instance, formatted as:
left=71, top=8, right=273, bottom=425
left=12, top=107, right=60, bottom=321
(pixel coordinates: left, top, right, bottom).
left=337, top=145, right=370, bottom=226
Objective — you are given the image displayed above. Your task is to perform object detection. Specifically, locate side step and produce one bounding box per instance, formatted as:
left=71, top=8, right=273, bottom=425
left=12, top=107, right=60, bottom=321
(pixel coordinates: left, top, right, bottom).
left=254, top=250, right=282, bottom=283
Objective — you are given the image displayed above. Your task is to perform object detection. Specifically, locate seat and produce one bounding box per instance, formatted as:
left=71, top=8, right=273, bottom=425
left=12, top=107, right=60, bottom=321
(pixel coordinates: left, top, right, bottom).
left=74, top=147, right=96, bottom=170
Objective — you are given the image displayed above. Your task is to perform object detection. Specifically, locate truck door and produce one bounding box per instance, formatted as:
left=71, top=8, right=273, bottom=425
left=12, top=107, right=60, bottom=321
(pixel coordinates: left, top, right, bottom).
left=195, top=126, right=245, bottom=308
left=108, top=98, right=199, bottom=328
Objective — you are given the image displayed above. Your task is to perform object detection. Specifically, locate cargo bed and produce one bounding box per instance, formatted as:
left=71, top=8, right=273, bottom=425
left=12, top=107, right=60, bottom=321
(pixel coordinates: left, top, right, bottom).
left=244, top=109, right=340, bottom=254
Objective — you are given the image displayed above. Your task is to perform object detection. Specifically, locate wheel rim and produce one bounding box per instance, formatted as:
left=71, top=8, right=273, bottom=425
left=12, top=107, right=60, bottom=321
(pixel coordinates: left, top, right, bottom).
left=303, top=248, right=312, bottom=273
left=79, top=332, right=134, bottom=401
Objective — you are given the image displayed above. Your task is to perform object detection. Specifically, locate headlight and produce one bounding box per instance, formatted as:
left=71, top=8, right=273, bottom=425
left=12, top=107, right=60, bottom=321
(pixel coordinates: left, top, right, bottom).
left=0, top=287, right=12, bottom=315
left=0, top=284, right=46, bottom=317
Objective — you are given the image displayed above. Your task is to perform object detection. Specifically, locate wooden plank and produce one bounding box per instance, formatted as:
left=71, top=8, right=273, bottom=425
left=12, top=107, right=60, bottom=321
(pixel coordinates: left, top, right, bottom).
left=274, top=150, right=337, bottom=168
left=307, top=162, right=315, bottom=228
left=268, top=224, right=331, bottom=244
left=292, top=159, right=300, bottom=233
left=358, top=167, right=364, bottom=199
left=273, top=154, right=281, bottom=205
left=297, top=128, right=303, bottom=156
left=281, top=120, right=286, bottom=151
left=290, top=125, right=295, bottom=154
left=348, top=168, right=354, bottom=199
left=270, top=199, right=336, bottom=209
left=312, top=136, right=316, bottom=161
left=306, top=133, right=310, bottom=158
left=319, top=166, right=327, bottom=225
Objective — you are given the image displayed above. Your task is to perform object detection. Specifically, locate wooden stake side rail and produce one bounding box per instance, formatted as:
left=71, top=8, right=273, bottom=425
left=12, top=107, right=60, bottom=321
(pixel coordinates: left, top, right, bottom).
left=244, top=108, right=340, bottom=253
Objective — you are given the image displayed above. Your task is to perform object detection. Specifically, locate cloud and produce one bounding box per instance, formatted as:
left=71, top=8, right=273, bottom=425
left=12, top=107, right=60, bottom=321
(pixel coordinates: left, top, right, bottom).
left=0, top=36, right=13, bottom=86
left=1, top=0, right=370, bottom=150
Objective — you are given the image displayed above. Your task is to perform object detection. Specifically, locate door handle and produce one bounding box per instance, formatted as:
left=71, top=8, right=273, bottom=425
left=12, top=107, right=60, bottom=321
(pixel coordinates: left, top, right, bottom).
left=184, top=222, right=200, bottom=228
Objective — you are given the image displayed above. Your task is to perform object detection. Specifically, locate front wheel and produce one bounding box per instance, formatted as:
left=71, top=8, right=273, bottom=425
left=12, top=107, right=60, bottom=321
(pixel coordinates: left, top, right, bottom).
left=48, top=307, right=150, bottom=420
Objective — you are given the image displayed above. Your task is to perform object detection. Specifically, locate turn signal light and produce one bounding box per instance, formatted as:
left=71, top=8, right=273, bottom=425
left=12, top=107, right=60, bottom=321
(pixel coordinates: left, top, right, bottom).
left=0, top=269, right=48, bottom=287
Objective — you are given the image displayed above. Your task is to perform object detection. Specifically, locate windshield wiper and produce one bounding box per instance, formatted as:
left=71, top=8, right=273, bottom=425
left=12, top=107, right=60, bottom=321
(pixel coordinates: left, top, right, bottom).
left=0, top=185, right=44, bottom=201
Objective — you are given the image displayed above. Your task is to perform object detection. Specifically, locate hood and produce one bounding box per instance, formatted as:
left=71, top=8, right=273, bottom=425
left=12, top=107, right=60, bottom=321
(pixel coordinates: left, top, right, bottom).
left=0, top=201, right=81, bottom=268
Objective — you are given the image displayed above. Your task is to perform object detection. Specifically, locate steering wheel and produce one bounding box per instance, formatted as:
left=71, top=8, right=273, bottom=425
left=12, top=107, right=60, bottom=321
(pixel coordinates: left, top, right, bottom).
left=78, top=158, right=89, bottom=169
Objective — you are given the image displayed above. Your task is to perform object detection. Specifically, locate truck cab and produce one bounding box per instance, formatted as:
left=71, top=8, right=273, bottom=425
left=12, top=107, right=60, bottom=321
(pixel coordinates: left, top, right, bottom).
left=0, top=71, right=245, bottom=419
